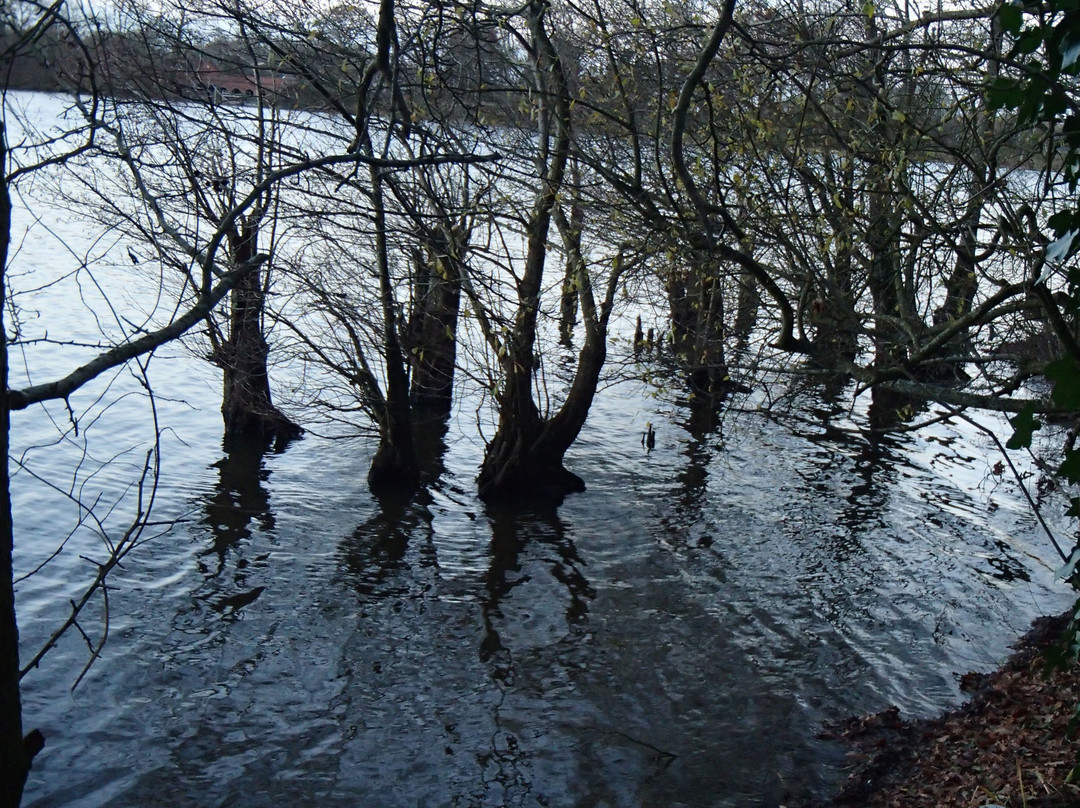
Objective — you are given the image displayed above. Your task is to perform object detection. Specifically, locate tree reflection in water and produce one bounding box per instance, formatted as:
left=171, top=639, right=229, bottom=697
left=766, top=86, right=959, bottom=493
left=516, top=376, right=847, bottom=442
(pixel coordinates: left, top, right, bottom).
left=199, top=437, right=275, bottom=578
left=479, top=505, right=595, bottom=675
left=338, top=413, right=450, bottom=599
left=473, top=504, right=596, bottom=804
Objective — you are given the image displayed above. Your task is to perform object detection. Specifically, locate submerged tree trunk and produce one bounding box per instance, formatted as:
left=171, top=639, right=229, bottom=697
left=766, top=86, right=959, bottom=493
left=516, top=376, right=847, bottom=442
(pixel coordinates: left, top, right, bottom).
left=408, top=224, right=464, bottom=417
left=213, top=213, right=301, bottom=450
left=369, top=165, right=421, bottom=494
left=0, top=125, right=33, bottom=808
left=478, top=185, right=625, bottom=504
left=476, top=305, right=611, bottom=502
left=477, top=241, right=613, bottom=503
left=666, top=253, right=731, bottom=398
left=477, top=0, right=581, bottom=503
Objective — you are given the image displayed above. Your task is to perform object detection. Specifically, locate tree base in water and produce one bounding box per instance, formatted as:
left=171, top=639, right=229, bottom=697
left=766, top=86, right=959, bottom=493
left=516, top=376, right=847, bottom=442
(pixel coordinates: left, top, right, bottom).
left=223, top=408, right=302, bottom=454
left=477, top=461, right=585, bottom=506
left=368, top=442, right=421, bottom=498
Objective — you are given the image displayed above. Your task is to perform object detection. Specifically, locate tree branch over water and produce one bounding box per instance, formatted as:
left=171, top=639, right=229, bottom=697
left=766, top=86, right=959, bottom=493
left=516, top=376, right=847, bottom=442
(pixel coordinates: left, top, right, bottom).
left=5, top=148, right=497, bottom=411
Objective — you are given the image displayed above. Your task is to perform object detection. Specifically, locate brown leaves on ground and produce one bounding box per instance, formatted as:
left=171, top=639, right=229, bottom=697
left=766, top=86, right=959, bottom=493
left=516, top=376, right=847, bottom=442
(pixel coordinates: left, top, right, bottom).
left=818, top=612, right=1080, bottom=808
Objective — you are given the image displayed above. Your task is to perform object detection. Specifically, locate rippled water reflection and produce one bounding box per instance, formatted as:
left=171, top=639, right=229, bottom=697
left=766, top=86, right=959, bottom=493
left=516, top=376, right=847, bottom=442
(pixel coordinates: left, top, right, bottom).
left=16, top=376, right=1073, bottom=808
left=9, top=92, right=1075, bottom=808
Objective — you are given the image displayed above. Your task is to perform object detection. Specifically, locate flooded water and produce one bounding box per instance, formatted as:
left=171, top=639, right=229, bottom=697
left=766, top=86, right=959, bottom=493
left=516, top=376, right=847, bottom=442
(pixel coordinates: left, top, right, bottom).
left=8, top=92, right=1075, bottom=807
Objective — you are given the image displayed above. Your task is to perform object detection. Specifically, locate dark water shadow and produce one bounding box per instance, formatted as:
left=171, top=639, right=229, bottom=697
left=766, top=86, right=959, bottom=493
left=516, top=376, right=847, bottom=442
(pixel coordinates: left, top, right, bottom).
left=338, top=412, right=452, bottom=600
left=655, top=392, right=735, bottom=540
left=339, top=494, right=437, bottom=601
left=477, top=505, right=595, bottom=680
left=198, top=436, right=275, bottom=579
left=866, top=384, right=931, bottom=434
left=761, top=388, right=913, bottom=579
left=464, top=503, right=598, bottom=802
left=178, top=436, right=282, bottom=623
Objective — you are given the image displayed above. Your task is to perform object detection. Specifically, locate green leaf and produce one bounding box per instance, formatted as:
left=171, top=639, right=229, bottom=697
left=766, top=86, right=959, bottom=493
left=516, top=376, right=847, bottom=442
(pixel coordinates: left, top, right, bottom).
left=987, top=77, right=1025, bottom=110
left=1017, top=27, right=1046, bottom=54
left=1047, top=356, right=1080, bottom=409
left=998, top=2, right=1023, bottom=35
left=1006, top=402, right=1042, bottom=449
left=1045, top=90, right=1069, bottom=118
left=1061, top=451, right=1080, bottom=485
left=1049, top=209, right=1080, bottom=236
left=1067, top=496, right=1080, bottom=518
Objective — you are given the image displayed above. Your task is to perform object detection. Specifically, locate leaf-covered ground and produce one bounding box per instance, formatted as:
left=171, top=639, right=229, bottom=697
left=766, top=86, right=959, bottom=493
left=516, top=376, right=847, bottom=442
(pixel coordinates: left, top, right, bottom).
left=810, top=612, right=1080, bottom=808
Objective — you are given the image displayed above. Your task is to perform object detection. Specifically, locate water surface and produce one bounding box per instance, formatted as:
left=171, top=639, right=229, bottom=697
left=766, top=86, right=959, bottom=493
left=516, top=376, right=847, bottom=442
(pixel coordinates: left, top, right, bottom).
left=7, top=91, right=1074, bottom=808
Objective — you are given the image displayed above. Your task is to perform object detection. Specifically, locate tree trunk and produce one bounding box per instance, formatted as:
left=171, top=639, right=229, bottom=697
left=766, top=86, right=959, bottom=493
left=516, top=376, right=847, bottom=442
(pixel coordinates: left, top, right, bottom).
left=866, top=177, right=909, bottom=369
left=368, top=166, right=420, bottom=494
left=860, top=14, right=919, bottom=372
left=809, top=156, right=859, bottom=363
left=931, top=18, right=1000, bottom=370
left=1, top=125, right=33, bottom=808
left=478, top=385, right=583, bottom=503
left=732, top=271, right=758, bottom=353
left=928, top=179, right=981, bottom=381
left=368, top=410, right=420, bottom=493
left=667, top=253, right=731, bottom=398
left=476, top=337, right=604, bottom=503
left=558, top=263, right=579, bottom=347
left=477, top=0, right=579, bottom=503
left=214, top=214, right=301, bottom=451
left=478, top=193, right=622, bottom=504
left=557, top=163, right=584, bottom=347
left=407, top=226, right=463, bottom=417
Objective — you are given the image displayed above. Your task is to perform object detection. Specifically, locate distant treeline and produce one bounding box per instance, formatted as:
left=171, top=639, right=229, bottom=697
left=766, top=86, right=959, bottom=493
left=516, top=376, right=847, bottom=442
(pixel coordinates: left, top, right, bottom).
left=1, top=31, right=67, bottom=91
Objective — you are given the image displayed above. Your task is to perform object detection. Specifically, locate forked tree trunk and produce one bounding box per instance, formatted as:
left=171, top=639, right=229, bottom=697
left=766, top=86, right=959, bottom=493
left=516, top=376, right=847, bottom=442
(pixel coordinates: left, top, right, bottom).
left=477, top=324, right=607, bottom=503
left=477, top=378, right=580, bottom=503
left=478, top=199, right=620, bottom=504
left=215, top=215, right=301, bottom=450
left=477, top=0, right=580, bottom=504
left=475, top=190, right=577, bottom=501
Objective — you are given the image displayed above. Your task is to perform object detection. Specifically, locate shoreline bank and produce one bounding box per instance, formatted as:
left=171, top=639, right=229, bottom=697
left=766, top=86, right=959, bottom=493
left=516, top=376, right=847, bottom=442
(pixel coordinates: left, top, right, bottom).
left=806, top=610, right=1080, bottom=808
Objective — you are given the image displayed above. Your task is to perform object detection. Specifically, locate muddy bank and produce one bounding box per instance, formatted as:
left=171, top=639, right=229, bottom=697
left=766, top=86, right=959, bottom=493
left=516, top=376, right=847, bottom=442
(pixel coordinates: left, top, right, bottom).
left=806, top=611, right=1080, bottom=808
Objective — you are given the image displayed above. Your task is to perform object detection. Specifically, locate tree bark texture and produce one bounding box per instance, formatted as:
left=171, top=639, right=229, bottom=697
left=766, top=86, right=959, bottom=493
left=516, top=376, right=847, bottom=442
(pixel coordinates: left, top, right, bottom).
left=215, top=215, right=301, bottom=450
left=477, top=0, right=581, bottom=503
left=368, top=164, right=421, bottom=494
left=1, top=126, right=33, bottom=808
left=407, top=227, right=464, bottom=416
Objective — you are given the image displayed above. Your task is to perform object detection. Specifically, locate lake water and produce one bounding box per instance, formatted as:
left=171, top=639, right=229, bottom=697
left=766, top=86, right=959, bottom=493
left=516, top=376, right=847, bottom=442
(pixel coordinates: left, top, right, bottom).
left=7, top=91, right=1075, bottom=807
